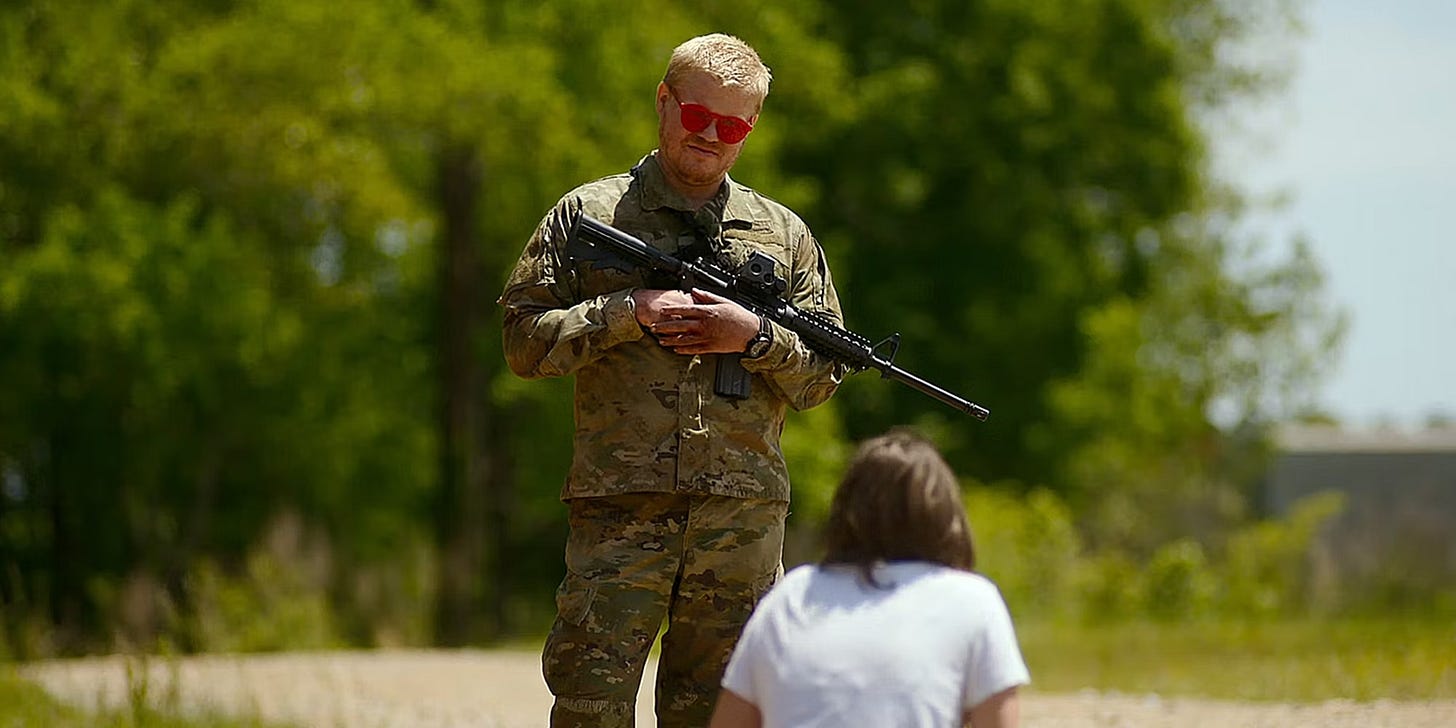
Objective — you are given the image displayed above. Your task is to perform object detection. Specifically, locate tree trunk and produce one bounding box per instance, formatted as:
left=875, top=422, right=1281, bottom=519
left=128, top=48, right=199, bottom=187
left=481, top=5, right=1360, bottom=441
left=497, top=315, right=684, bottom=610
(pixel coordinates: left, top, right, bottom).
left=433, top=144, right=485, bottom=647
left=45, top=434, right=83, bottom=653
left=477, top=393, right=515, bottom=637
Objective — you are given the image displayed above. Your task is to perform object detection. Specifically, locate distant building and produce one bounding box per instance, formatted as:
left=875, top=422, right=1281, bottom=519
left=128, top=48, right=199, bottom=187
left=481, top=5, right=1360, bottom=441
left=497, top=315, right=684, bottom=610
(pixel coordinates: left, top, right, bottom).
left=1268, top=426, right=1456, bottom=601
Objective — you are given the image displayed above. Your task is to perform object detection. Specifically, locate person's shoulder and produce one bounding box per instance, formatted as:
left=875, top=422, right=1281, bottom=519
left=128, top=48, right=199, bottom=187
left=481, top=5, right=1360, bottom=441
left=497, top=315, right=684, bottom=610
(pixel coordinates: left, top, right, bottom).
left=727, top=180, right=811, bottom=233
left=766, top=563, right=830, bottom=599
left=558, top=171, right=634, bottom=215
left=779, top=563, right=820, bottom=588
left=912, top=566, right=1006, bottom=601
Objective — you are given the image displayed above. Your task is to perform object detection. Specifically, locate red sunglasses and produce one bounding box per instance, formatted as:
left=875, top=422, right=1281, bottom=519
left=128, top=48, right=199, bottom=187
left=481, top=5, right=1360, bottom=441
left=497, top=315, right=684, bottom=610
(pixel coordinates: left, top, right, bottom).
left=667, top=86, right=755, bottom=144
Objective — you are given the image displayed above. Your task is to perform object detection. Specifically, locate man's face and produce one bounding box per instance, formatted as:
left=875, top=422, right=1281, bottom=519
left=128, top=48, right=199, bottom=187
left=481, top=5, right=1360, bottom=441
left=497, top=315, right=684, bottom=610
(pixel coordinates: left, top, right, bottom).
left=655, top=72, right=761, bottom=199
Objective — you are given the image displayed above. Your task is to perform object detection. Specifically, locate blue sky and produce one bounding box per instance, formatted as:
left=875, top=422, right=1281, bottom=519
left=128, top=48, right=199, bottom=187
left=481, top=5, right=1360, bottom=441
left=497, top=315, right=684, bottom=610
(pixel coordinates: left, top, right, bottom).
left=1228, top=0, right=1456, bottom=428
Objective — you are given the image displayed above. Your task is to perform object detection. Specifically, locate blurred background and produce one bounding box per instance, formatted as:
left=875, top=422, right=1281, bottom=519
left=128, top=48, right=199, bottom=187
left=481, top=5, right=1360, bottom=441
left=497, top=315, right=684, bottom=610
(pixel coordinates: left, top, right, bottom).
left=2, top=0, right=1452, bottom=668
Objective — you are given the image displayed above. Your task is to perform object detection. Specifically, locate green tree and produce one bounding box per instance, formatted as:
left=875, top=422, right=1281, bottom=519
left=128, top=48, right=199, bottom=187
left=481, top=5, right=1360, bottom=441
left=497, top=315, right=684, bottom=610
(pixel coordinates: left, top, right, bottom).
left=0, top=0, right=1349, bottom=654
left=791, top=0, right=1341, bottom=510
left=1, top=0, right=445, bottom=651
left=0, top=0, right=845, bottom=653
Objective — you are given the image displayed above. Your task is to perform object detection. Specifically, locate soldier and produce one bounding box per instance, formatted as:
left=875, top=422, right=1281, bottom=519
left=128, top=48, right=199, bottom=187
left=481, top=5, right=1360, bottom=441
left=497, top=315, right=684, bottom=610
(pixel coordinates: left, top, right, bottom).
left=498, top=33, right=847, bottom=728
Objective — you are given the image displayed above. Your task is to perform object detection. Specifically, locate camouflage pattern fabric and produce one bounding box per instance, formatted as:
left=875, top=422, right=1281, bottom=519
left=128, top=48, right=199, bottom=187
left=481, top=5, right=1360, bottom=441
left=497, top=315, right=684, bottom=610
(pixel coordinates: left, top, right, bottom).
left=543, top=493, right=787, bottom=728
left=497, top=152, right=846, bottom=503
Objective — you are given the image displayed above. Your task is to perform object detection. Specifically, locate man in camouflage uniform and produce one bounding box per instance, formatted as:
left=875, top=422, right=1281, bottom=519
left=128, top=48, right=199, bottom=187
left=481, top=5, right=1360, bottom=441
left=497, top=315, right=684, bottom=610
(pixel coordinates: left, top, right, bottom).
left=499, top=33, right=846, bottom=727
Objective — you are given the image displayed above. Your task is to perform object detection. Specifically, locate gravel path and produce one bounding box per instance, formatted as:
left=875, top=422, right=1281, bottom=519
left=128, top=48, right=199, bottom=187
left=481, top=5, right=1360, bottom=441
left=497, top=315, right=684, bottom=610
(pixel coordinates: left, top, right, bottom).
left=20, top=650, right=1456, bottom=727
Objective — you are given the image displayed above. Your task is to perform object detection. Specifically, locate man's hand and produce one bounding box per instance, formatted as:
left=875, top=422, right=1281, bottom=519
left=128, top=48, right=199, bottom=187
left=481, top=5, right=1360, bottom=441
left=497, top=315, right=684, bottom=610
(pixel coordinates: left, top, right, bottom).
left=632, top=288, right=694, bottom=328
left=643, top=288, right=760, bottom=355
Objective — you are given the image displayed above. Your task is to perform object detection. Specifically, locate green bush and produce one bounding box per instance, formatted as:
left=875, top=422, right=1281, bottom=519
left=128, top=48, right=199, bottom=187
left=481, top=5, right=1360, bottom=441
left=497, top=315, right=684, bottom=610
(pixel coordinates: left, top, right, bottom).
left=187, top=555, right=339, bottom=654
left=965, top=485, right=1351, bottom=622
left=966, top=485, right=1081, bottom=618
left=1142, top=539, right=1217, bottom=620
left=186, top=514, right=340, bottom=653
left=1072, top=550, right=1141, bottom=621
left=1221, top=491, right=1344, bottom=617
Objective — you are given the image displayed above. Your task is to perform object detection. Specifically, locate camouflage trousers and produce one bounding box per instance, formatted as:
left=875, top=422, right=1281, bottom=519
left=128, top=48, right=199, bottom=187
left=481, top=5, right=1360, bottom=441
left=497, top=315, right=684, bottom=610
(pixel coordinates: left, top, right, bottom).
left=542, top=492, right=787, bottom=728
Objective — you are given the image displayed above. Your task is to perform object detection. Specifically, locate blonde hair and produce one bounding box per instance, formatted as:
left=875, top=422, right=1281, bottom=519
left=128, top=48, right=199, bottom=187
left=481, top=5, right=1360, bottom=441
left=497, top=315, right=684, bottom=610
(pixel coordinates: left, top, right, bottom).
left=663, top=33, right=772, bottom=104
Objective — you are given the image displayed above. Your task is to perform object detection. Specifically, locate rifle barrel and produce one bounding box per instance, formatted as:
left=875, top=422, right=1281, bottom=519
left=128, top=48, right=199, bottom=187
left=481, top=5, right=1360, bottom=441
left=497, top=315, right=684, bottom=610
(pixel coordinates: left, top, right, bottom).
left=880, top=363, right=991, bottom=420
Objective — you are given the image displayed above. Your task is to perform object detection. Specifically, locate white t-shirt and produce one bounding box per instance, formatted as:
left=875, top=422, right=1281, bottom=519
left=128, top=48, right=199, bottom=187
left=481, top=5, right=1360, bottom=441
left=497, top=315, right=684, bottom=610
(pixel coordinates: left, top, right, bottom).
left=720, top=562, right=1030, bottom=728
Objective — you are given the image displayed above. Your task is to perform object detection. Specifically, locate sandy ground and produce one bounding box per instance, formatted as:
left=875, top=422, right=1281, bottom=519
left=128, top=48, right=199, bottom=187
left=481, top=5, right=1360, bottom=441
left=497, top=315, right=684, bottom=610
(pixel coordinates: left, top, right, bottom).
left=19, top=649, right=1456, bottom=727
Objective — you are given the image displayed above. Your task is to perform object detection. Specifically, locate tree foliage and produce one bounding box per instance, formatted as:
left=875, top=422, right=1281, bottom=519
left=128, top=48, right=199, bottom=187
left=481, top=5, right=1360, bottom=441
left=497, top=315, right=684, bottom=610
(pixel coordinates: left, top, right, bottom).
left=0, top=0, right=1342, bottom=655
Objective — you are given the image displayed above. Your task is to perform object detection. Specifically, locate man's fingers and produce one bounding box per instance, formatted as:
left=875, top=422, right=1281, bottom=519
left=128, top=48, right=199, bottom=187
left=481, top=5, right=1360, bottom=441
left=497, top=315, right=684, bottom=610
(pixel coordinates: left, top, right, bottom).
left=689, top=288, right=732, bottom=304
left=650, top=319, right=699, bottom=334
left=661, top=289, right=735, bottom=314
left=658, top=304, right=710, bottom=319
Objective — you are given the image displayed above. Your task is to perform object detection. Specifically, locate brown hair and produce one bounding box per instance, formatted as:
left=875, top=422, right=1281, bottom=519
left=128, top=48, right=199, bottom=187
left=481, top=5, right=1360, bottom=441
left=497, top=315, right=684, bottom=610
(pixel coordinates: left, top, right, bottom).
left=821, top=429, right=976, bottom=586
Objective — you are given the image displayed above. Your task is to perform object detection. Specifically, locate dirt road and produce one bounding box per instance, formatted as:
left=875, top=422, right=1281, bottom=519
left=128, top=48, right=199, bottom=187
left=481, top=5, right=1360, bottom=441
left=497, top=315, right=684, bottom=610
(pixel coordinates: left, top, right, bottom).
left=21, top=650, right=1456, bottom=727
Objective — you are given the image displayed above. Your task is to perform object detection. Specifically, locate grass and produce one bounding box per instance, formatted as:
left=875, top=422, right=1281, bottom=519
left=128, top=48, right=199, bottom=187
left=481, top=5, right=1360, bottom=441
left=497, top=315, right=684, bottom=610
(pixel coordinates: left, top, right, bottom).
left=1018, top=617, right=1456, bottom=702
left=0, top=665, right=299, bottom=728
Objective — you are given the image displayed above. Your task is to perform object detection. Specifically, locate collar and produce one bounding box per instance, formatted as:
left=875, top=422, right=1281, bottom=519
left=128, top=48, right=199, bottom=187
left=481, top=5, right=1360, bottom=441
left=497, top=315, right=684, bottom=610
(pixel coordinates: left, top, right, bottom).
left=634, top=152, right=759, bottom=228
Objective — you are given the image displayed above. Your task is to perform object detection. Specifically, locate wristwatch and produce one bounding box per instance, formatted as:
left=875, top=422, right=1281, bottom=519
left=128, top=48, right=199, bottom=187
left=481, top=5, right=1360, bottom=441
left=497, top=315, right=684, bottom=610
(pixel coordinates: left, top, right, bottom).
left=744, top=316, right=773, bottom=358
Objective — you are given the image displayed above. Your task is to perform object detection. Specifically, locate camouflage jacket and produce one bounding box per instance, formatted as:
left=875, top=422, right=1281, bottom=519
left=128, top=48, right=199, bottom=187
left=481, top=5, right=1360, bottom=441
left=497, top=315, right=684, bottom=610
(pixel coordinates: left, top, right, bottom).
left=498, top=153, right=846, bottom=502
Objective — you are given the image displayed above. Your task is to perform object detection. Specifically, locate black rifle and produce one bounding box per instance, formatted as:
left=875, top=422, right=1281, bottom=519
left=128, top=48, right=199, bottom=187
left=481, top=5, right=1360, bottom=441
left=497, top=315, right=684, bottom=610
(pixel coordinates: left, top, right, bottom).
left=566, top=214, right=990, bottom=420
